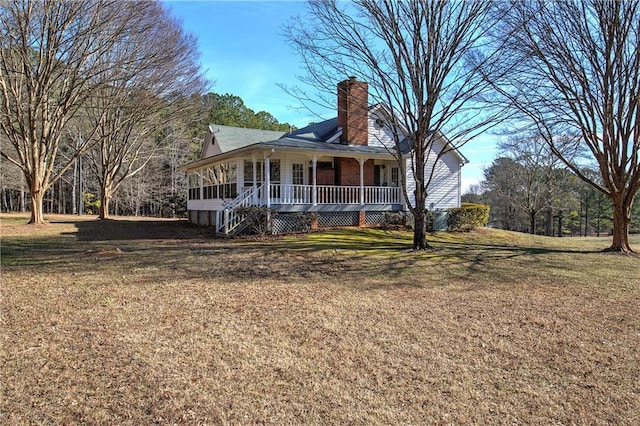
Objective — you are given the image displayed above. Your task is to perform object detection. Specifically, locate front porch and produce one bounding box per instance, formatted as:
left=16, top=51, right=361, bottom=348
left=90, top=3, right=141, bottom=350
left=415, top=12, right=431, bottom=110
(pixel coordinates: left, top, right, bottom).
left=186, top=149, right=407, bottom=235
left=208, top=182, right=403, bottom=236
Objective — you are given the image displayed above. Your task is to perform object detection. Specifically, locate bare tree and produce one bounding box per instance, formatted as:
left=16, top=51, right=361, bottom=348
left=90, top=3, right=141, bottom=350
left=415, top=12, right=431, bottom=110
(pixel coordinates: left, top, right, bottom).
left=498, top=134, right=564, bottom=234
left=284, top=0, right=506, bottom=249
left=81, top=1, right=205, bottom=219
left=0, top=0, right=146, bottom=224
left=486, top=0, right=640, bottom=252
left=482, top=157, right=527, bottom=231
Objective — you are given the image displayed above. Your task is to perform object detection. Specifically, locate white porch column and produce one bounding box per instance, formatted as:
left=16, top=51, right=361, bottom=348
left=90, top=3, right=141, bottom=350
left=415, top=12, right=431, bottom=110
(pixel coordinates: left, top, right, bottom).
left=401, top=157, right=408, bottom=210
left=264, top=153, right=271, bottom=208
left=358, top=158, right=365, bottom=205
left=236, top=159, right=244, bottom=190
left=252, top=154, right=257, bottom=186
left=252, top=154, right=257, bottom=204
left=312, top=155, right=317, bottom=206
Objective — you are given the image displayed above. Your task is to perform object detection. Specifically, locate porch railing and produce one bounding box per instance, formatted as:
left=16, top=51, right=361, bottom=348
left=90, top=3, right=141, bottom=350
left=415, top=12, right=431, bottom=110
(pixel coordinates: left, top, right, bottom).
left=272, top=184, right=402, bottom=205
left=216, top=183, right=401, bottom=236
left=217, top=184, right=264, bottom=235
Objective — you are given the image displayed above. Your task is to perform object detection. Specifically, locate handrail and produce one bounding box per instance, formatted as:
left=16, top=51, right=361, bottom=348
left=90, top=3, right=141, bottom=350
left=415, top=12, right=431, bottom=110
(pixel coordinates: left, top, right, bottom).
left=218, top=184, right=264, bottom=235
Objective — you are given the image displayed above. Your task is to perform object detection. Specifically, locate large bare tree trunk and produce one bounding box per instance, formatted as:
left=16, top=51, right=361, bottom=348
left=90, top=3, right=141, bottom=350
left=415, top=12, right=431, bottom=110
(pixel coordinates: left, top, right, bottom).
left=413, top=209, right=428, bottom=250
left=0, top=1, right=204, bottom=226
left=29, top=187, right=45, bottom=225
left=284, top=0, right=502, bottom=251
left=529, top=211, right=536, bottom=235
left=485, top=0, right=639, bottom=252
left=608, top=199, right=632, bottom=252
left=99, top=189, right=111, bottom=220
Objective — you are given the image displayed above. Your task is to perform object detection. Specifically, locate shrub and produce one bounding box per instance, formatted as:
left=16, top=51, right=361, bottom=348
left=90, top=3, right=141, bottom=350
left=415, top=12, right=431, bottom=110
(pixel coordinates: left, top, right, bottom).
left=235, top=206, right=271, bottom=236
left=447, top=203, right=490, bottom=232
left=383, top=211, right=408, bottom=229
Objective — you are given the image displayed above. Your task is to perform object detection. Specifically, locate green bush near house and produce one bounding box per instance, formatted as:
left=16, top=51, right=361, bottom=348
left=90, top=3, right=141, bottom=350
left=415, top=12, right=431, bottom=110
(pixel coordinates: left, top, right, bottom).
left=447, top=203, right=490, bottom=232
left=383, top=211, right=409, bottom=229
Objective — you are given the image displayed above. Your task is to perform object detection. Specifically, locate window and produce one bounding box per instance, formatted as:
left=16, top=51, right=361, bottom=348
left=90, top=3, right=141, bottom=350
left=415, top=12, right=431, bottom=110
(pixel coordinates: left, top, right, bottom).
left=269, top=159, right=280, bottom=183
left=244, top=160, right=264, bottom=186
left=391, top=167, right=399, bottom=187
left=188, top=172, right=201, bottom=200
left=193, top=161, right=238, bottom=200
left=202, top=166, right=218, bottom=199
left=292, top=163, right=304, bottom=185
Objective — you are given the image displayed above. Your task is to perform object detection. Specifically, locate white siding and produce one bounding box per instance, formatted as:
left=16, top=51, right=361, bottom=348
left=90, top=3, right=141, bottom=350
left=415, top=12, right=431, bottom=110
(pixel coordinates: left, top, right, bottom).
left=367, top=112, right=397, bottom=149
left=202, top=133, right=222, bottom=158
left=187, top=199, right=224, bottom=211
left=404, top=139, right=461, bottom=211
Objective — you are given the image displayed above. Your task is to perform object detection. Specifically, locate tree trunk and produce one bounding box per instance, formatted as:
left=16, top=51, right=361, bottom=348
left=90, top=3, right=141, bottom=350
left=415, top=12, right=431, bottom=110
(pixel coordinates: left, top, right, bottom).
left=99, top=188, right=111, bottom=220
left=72, top=157, right=78, bottom=215
left=29, top=187, right=45, bottom=224
left=413, top=210, right=428, bottom=250
left=412, top=182, right=431, bottom=250
left=557, top=211, right=563, bottom=237
left=19, top=188, right=25, bottom=212
left=529, top=211, right=536, bottom=235
left=607, top=199, right=632, bottom=252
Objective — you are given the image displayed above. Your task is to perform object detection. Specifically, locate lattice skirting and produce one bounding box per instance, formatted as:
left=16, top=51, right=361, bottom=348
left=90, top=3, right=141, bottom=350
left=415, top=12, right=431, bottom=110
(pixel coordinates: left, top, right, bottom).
left=272, top=211, right=389, bottom=234
left=272, top=212, right=313, bottom=235
left=190, top=209, right=391, bottom=235
left=317, top=211, right=359, bottom=228
left=364, top=211, right=385, bottom=226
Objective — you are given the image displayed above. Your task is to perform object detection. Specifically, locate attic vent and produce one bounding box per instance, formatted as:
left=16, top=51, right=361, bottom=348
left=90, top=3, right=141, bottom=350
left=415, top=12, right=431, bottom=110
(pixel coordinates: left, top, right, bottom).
left=374, top=118, right=384, bottom=129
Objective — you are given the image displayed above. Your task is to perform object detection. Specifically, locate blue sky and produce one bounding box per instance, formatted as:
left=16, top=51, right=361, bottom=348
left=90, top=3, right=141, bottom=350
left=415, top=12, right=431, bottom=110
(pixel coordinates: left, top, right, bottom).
left=164, top=0, right=497, bottom=191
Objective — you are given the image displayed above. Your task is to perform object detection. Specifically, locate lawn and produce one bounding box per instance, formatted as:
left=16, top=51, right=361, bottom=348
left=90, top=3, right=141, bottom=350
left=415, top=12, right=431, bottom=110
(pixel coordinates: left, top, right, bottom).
left=1, top=213, right=639, bottom=424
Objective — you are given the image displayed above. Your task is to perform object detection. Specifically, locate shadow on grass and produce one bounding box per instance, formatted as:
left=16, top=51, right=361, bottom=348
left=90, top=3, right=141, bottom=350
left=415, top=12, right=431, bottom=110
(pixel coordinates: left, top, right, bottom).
left=61, top=217, right=213, bottom=241
left=266, top=228, right=600, bottom=258
left=4, top=219, right=627, bottom=290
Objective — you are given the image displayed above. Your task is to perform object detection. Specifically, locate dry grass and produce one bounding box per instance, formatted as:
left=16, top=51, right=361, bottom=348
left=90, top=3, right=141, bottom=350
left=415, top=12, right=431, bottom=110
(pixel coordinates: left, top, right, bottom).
left=1, top=213, right=639, bottom=425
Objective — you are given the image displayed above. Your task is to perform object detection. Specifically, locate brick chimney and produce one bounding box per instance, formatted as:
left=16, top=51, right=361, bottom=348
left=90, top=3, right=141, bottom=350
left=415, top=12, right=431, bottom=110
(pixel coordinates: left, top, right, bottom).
left=337, top=77, right=368, bottom=146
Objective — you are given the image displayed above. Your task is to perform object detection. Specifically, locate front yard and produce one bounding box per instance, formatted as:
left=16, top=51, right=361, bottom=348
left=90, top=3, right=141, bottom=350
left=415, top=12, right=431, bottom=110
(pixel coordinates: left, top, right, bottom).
left=1, top=214, right=639, bottom=424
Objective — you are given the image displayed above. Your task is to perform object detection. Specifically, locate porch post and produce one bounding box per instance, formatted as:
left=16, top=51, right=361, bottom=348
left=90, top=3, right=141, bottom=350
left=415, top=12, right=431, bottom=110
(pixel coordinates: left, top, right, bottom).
left=401, top=157, right=408, bottom=210
left=358, top=158, right=365, bottom=205
left=264, top=152, right=271, bottom=208
left=252, top=154, right=257, bottom=204
left=312, top=155, right=317, bottom=206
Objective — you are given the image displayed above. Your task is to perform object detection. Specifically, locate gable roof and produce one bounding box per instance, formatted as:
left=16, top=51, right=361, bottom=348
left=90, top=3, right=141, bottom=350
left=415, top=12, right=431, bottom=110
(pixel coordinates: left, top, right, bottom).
left=201, top=125, right=287, bottom=158
left=188, top=109, right=468, bottom=170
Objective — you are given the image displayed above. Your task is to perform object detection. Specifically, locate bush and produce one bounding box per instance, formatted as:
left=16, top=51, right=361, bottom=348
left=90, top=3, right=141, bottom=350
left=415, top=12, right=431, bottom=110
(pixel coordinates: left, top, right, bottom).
left=383, top=211, right=408, bottom=229
left=447, top=203, right=490, bottom=232
left=235, top=206, right=271, bottom=236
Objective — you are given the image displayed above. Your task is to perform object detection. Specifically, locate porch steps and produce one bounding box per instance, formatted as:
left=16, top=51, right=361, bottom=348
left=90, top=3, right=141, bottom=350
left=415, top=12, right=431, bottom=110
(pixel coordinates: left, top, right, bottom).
left=216, top=184, right=265, bottom=237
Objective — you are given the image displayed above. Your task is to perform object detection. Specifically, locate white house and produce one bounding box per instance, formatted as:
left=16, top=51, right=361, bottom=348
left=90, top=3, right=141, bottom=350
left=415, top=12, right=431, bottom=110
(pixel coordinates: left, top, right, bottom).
left=182, top=78, right=468, bottom=235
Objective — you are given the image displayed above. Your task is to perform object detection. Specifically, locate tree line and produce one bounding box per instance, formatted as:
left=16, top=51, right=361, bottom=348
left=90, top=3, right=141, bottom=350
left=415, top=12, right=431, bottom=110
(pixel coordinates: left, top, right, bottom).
left=0, top=0, right=294, bottom=221
left=0, top=90, right=295, bottom=219
left=463, top=133, right=640, bottom=237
